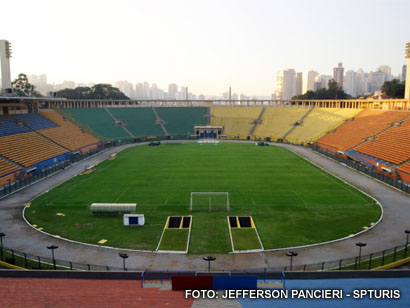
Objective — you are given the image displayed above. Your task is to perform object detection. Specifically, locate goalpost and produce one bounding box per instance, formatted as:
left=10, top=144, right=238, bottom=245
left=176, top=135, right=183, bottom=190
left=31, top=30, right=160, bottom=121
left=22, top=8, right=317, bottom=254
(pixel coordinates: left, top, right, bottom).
left=190, top=192, right=230, bottom=212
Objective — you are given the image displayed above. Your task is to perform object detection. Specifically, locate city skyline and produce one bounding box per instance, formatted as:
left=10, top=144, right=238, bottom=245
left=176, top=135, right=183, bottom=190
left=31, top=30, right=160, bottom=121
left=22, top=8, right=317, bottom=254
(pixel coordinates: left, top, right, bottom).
left=26, top=61, right=403, bottom=100
left=1, top=0, right=410, bottom=96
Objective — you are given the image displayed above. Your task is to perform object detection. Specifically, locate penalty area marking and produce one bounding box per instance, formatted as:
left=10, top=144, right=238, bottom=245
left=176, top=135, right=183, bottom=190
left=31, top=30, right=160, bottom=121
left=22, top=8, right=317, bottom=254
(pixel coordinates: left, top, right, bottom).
left=156, top=216, right=192, bottom=254
left=227, top=216, right=264, bottom=253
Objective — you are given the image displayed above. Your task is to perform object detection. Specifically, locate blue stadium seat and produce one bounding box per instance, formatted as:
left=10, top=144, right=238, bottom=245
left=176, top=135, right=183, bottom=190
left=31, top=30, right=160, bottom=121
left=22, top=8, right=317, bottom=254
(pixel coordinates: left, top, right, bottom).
left=0, top=116, right=31, bottom=136
left=12, top=113, right=58, bottom=130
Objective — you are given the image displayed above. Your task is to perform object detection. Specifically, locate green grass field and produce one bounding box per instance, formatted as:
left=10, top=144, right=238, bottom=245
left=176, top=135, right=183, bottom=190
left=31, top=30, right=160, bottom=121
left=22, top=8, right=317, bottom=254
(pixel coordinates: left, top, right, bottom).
left=158, top=229, right=189, bottom=251
left=231, top=228, right=262, bottom=251
left=25, top=142, right=381, bottom=254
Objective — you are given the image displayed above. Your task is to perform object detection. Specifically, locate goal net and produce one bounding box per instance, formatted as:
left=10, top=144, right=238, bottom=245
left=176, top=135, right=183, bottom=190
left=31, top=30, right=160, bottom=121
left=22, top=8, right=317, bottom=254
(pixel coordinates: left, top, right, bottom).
left=190, top=192, right=230, bottom=212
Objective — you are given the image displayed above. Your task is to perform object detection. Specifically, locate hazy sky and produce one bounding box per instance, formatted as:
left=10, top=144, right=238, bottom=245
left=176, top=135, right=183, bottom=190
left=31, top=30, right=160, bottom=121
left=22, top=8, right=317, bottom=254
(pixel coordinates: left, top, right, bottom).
left=1, top=0, right=410, bottom=96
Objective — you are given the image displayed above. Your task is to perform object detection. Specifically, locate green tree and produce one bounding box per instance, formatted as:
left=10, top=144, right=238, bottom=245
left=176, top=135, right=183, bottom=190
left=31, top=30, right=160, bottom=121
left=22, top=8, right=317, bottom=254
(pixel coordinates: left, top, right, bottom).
left=381, top=79, right=405, bottom=98
left=56, top=84, right=128, bottom=99
left=292, top=79, right=351, bottom=100
left=11, top=73, right=42, bottom=97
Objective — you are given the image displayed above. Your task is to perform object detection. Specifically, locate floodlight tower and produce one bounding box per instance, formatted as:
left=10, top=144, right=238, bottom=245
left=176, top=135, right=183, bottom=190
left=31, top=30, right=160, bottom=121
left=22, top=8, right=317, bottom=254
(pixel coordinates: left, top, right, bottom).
left=0, top=40, right=12, bottom=92
left=405, top=41, right=410, bottom=99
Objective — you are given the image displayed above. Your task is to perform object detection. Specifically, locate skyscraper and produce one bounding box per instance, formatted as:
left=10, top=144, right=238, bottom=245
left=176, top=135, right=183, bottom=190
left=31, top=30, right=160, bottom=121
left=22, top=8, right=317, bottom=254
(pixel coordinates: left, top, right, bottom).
left=369, top=70, right=387, bottom=93
left=314, top=75, right=332, bottom=91
left=302, top=70, right=319, bottom=94
left=333, top=63, right=344, bottom=89
left=114, top=80, right=135, bottom=99
left=168, top=83, right=178, bottom=100
left=0, top=40, right=12, bottom=91
left=378, top=65, right=392, bottom=81
left=276, top=69, right=296, bottom=100
left=295, top=72, right=303, bottom=96
left=344, top=70, right=358, bottom=97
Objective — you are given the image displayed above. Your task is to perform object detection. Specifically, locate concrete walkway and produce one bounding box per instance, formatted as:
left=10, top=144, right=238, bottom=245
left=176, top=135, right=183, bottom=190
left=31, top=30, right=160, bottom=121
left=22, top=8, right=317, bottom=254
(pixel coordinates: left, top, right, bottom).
left=0, top=141, right=409, bottom=271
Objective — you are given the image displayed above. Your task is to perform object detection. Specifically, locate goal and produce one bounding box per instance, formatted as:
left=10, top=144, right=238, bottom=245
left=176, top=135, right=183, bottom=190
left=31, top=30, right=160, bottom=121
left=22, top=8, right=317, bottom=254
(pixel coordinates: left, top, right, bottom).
left=190, top=192, right=230, bottom=212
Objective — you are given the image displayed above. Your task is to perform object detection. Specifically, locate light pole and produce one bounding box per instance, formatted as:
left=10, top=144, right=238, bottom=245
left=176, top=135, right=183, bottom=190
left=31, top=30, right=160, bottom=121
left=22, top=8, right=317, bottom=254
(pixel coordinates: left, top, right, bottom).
left=119, top=253, right=128, bottom=271
left=286, top=252, right=298, bottom=271
left=47, top=245, right=58, bottom=270
left=356, top=242, right=367, bottom=268
left=203, top=256, right=216, bottom=272
left=405, top=230, right=410, bottom=257
left=0, top=232, right=5, bottom=261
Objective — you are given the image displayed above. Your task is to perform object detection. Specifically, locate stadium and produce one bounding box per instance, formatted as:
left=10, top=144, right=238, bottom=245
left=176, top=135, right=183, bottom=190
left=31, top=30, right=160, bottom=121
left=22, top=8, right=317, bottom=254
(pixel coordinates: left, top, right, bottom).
left=1, top=96, right=410, bottom=303
left=1, top=2, right=410, bottom=306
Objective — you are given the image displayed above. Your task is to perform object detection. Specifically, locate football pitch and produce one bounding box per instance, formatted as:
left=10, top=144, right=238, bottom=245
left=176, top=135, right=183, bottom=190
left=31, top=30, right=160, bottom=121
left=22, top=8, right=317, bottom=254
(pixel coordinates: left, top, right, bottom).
left=25, top=142, right=381, bottom=254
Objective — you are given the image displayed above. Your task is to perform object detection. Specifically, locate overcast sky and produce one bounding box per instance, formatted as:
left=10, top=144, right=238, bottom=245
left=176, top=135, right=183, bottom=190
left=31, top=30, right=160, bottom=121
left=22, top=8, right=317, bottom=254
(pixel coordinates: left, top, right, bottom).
left=1, top=0, right=410, bottom=96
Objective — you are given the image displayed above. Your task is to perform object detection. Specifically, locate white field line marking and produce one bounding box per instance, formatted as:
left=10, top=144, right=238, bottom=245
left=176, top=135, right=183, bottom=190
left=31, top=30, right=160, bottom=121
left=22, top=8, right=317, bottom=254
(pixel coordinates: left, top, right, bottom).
left=289, top=186, right=308, bottom=205
left=291, top=151, right=371, bottom=204
left=155, top=220, right=168, bottom=252
left=227, top=217, right=235, bottom=252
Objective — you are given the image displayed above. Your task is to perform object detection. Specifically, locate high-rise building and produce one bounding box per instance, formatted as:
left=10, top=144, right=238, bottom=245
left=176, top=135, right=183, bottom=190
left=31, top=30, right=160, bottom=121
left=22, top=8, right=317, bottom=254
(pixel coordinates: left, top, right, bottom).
left=135, top=83, right=144, bottom=99
left=29, top=74, right=47, bottom=85
left=405, top=42, right=410, bottom=99
left=151, top=83, right=159, bottom=99
left=276, top=69, right=296, bottom=100
left=28, top=74, right=52, bottom=95
left=180, top=86, right=187, bottom=100
left=115, top=80, right=135, bottom=99
left=369, top=70, right=387, bottom=93
left=295, top=72, right=303, bottom=96
left=168, top=83, right=178, bottom=100
left=0, top=40, right=12, bottom=91
left=314, top=75, right=332, bottom=91
left=143, top=82, right=150, bottom=99
left=302, top=70, right=318, bottom=94
left=378, top=65, right=392, bottom=81
left=333, top=63, right=344, bottom=89
left=344, top=70, right=358, bottom=97
left=356, top=69, right=370, bottom=96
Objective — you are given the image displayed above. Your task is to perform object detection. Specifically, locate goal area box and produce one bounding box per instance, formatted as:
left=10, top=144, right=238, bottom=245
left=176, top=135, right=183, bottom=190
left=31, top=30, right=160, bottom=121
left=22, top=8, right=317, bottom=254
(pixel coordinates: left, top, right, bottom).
left=190, top=192, right=230, bottom=212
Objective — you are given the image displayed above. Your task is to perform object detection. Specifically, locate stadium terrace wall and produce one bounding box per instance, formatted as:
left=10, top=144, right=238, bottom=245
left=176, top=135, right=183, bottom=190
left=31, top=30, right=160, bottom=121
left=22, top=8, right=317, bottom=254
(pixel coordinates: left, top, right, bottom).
left=3, top=96, right=410, bottom=110
left=38, top=98, right=410, bottom=110
left=0, top=144, right=108, bottom=199
left=311, top=144, right=410, bottom=193
left=31, top=153, right=70, bottom=174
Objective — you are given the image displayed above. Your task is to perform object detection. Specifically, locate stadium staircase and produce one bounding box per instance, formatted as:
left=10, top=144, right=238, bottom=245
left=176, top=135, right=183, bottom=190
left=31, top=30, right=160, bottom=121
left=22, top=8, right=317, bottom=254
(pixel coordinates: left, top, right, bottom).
left=211, top=106, right=263, bottom=139
left=353, top=113, right=410, bottom=165
left=351, top=116, right=409, bottom=151
left=285, top=108, right=362, bottom=144
left=0, top=116, right=31, bottom=136
left=155, top=107, right=209, bottom=135
left=282, top=107, right=315, bottom=139
left=0, top=132, right=68, bottom=168
left=0, top=155, right=22, bottom=178
left=0, top=153, right=24, bottom=169
left=108, top=108, right=164, bottom=137
left=104, top=108, right=135, bottom=138
left=4, top=114, right=70, bottom=151
left=249, top=106, right=266, bottom=136
left=152, top=106, right=169, bottom=135
left=316, top=110, right=409, bottom=152
left=23, top=124, right=71, bottom=151
left=398, top=161, right=410, bottom=180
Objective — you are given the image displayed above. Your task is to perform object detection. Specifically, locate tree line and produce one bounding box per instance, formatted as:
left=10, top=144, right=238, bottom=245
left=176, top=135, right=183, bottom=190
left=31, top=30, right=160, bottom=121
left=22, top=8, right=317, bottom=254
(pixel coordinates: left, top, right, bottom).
left=10, top=73, right=129, bottom=99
